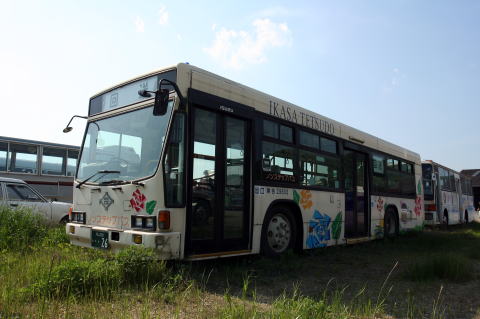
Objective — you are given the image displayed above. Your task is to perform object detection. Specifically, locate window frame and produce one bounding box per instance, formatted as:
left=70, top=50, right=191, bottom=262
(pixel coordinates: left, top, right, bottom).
left=257, top=115, right=343, bottom=192
left=41, top=146, right=67, bottom=176
left=162, top=111, right=187, bottom=208
left=5, top=182, right=47, bottom=203
left=370, top=152, right=416, bottom=198
left=7, top=142, right=39, bottom=175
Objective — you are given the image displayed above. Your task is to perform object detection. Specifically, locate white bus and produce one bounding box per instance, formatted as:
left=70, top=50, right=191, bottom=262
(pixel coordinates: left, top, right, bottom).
left=0, top=136, right=79, bottom=202
left=66, top=63, right=423, bottom=259
left=422, top=160, right=474, bottom=225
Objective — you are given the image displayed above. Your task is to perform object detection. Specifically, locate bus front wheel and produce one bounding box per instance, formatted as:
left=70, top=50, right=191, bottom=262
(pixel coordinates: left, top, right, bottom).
left=261, top=207, right=296, bottom=257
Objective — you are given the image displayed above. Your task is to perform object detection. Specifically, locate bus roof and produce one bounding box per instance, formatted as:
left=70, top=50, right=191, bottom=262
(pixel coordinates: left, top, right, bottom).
left=91, top=63, right=421, bottom=164
left=0, top=136, right=79, bottom=150
left=422, top=160, right=466, bottom=177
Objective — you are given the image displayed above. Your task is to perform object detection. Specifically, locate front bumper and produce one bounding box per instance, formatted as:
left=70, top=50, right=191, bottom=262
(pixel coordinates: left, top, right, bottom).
left=66, top=223, right=181, bottom=259
left=423, top=212, right=438, bottom=226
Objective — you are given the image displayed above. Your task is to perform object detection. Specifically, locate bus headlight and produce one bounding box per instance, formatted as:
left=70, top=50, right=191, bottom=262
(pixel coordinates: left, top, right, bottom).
left=145, top=217, right=155, bottom=228
left=134, top=217, right=143, bottom=228
left=71, top=211, right=86, bottom=224
left=131, top=215, right=157, bottom=231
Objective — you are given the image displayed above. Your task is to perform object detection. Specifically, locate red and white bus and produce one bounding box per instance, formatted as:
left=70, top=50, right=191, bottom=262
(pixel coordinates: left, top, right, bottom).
left=66, top=63, right=423, bottom=259
left=422, top=160, right=474, bottom=225
left=0, top=136, right=79, bottom=202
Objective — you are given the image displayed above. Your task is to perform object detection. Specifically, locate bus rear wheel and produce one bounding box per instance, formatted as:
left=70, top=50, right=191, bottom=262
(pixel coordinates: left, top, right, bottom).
left=384, top=208, right=398, bottom=238
left=442, top=210, right=449, bottom=228
left=261, top=207, right=296, bottom=257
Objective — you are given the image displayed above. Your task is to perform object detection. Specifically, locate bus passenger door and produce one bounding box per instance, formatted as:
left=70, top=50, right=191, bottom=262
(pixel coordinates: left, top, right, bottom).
left=186, top=106, right=251, bottom=256
left=344, top=149, right=369, bottom=238
left=455, top=177, right=462, bottom=222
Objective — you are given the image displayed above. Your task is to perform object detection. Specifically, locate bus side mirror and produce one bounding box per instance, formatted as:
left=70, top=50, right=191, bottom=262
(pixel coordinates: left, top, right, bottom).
left=153, top=89, right=169, bottom=116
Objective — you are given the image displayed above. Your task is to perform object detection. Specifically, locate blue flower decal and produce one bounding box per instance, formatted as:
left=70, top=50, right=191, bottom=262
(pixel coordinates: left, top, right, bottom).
left=306, top=210, right=331, bottom=248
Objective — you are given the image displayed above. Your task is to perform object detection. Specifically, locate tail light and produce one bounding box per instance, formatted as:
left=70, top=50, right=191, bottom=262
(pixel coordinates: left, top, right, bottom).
left=158, top=210, right=170, bottom=230
left=425, top=204, right=437, bottom=212
left=68, top=207, right=73, bottom=220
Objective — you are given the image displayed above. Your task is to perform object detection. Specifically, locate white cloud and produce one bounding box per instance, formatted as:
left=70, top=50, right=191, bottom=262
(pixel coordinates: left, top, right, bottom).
left=383, top=68, right=406, bottom=93
left=135, top=16, right=145, bottom=33
left=158, top=5, right=169, bottom=25
left=204, top=18, right=292, bottom=69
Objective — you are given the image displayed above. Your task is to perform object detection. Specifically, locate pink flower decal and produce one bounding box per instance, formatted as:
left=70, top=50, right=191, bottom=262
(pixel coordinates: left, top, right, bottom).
left=130, top=189, right=146, bottom=212
left=414, top=196, right=422, bottom=216
left=376, top=197, right=384, bottom=213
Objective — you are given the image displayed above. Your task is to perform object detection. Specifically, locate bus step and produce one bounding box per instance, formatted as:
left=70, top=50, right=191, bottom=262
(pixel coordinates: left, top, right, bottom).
left=345, top=237, right=370, bottom=245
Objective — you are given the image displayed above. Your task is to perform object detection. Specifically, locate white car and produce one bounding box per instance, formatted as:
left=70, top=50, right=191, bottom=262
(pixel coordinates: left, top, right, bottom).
left=0, top=177, right=71, bottom=223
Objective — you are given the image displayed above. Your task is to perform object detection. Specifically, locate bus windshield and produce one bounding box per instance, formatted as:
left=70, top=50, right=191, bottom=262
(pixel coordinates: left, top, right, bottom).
left=77, top=103, right=172, bottom=184
left=422, top=163, right=434, bottom=200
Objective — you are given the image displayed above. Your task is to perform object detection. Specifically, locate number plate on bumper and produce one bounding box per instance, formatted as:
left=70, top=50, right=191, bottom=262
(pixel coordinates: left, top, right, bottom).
left=91, top=230, right=109, bottom=249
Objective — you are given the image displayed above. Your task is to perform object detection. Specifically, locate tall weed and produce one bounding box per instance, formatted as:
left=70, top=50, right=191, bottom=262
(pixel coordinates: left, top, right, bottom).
left=0, top=206, right=48, bottom=251
left=28, top=257, right=121, bottom=298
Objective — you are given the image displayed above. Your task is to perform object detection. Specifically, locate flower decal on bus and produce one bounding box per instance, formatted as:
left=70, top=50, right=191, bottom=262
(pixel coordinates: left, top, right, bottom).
left=414, top=196, right=422, bottom=216
left=374, top=220, right=384, bottom=238
left=376, top=197, right=384, bottom=213
left=146, top=200, right=157, bottom=215
left=306, top=210, right=331, bottom=248
left=293, top=190, right=313, bottom=210
left=417, top=180, right=422, bottom=196
left=300, top=190, right=313, bottom=209
left=130, top=189, right=147, bottom=212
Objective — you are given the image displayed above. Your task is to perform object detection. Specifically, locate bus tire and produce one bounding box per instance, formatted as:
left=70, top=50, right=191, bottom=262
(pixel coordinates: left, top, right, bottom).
left=384, top=207, right=398, bottom=238
left=442, top=210, right=449, bottom=228
left=261, top=206, right=296, bottom=257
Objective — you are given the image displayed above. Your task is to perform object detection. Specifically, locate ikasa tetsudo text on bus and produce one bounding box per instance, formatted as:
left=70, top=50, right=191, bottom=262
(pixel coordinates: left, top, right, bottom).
left=66, top=63, right=429, bottom=260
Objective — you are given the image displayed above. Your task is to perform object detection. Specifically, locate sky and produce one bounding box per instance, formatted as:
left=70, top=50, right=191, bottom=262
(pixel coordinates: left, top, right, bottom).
left=0, top=1, right=479, bottom=171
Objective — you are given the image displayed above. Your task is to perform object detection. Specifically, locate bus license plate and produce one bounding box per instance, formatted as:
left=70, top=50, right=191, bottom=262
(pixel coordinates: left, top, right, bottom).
left=91, top=230, right=109, bottom=249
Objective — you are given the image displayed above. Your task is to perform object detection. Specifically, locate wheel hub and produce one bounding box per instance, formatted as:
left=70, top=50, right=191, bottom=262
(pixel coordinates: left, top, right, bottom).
left=267, top=214, right=291, bottom=253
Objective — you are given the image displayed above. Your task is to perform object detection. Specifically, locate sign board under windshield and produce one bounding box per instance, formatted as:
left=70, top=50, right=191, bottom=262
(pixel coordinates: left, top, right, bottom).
left=89, top=70, right=177, bottom=116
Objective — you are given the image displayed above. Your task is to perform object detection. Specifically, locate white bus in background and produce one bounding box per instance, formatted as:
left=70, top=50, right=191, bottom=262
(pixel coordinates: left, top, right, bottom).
left=422, top=160, right=474, bottom=225
left=0, top=136, right=79, bottom=202
left=66, top=63, right=423, bottom=260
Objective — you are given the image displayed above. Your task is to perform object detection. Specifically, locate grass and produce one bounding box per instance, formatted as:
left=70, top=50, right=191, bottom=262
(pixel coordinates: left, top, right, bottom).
left=403, top=253, right=475, bottom=282
left=1, top=206, right=480, bottom=318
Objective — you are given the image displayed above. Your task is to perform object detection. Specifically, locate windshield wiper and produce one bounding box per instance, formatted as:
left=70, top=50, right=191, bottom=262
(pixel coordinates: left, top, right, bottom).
left=98, top=179, right=129, bottom=186
left=76, top=170, right=121, bottom=189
